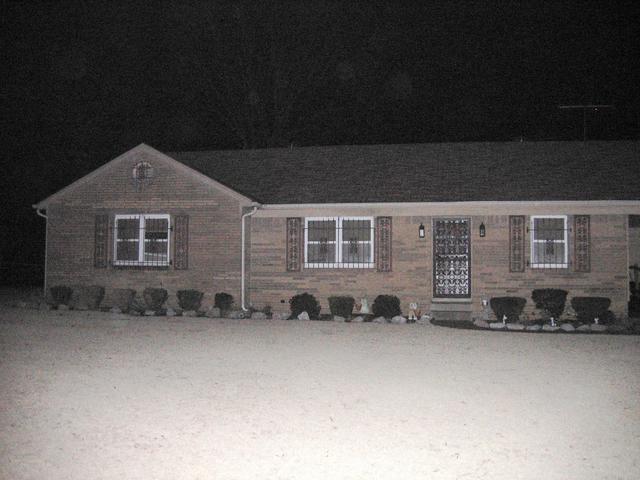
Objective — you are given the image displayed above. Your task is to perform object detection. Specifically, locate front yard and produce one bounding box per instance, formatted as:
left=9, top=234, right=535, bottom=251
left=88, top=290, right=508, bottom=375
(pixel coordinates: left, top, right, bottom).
left=1, top=305, right=639, bottom=479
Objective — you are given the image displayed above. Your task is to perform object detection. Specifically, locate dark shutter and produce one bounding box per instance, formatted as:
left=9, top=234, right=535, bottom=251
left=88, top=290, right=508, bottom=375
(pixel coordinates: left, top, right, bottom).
left=174, top=215, right=189, bottom=270
left=94, top=214, right=109, bottom=268
left=376, top=217, right=392, bottom=272
left=509, top=215, right=525, bottom=272
left=286, top=217, right=302, bottom=271
left=574, top=215, right=590, bottom=272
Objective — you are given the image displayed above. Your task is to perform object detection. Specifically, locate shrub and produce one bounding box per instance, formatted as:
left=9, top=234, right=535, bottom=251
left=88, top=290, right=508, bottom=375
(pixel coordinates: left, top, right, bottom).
left=489, top=297, right=526, bottom=322
left=143, top=287, right=168, bottom=311
left=177, top=289, right=204, bottom=311
left=214, top=292, right=234, bottom=312
left=289, top=292, right=321, bottom=319
left=49, top=285, right=72, bottom=306
left=531, top=289, right=568, bottom=319
left=372, top=295, right=401, bottom=319
left=328, top=296, right=355, bottom=318
left=113, top=288, right=136, bottom=312
left=70, top=285, right=105, bottom=310
left=571, top=297, right=612, bottom=324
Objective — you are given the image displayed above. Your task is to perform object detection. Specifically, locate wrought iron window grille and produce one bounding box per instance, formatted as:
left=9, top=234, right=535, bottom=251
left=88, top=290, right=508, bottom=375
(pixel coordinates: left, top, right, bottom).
left=529, top=216, right=570, bottom=270
left=112, top=214, right=171, bottom=267
left=304, top=216, right=375, bottom=268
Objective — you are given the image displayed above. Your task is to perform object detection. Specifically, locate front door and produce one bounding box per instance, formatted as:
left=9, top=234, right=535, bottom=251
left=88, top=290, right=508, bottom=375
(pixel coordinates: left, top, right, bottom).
left=433, top=218, right=471, bottom=298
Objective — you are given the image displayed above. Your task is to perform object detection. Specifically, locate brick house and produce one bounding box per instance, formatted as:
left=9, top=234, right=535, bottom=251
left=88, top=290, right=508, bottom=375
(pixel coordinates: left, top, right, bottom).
left=33, top=141, right=640, bottom=320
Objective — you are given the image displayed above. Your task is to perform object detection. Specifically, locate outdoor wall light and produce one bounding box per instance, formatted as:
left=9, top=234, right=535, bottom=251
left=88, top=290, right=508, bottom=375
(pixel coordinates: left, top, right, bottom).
left=479, top=222, right=486, bottom=237
left=418, top=223, right=425, bottom=239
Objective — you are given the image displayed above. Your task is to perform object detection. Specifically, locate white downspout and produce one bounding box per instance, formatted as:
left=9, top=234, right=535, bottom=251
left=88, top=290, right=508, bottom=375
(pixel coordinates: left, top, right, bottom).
left=241, top=204, right=260, bottom=311
left=34, top=207, right=48, bottom=298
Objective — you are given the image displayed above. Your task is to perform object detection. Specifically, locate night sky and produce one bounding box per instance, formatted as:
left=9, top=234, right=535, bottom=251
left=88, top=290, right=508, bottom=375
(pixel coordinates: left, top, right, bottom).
left=2, top=1, right=639, bottom=284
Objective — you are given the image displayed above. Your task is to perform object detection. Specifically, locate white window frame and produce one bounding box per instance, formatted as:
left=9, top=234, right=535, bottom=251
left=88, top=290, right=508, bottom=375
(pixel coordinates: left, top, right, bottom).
left=114, top=214, right=171, bottom=266
left=304, top=216, right=375, bottom=269
left=530, top=215, right=568, bottom=269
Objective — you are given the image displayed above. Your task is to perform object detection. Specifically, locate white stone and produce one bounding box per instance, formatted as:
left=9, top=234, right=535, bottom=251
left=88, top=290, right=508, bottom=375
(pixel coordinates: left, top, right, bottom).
left=145, top=310, right=157, bottom=316
left=576, top=324, right=591, bottom=332
left=506, top=323, right=525, bottom=331
left=333, top=315, right=345, bottom=322
left=165, top=308, right=177, bottom=317
left=489, top=322, right=505, bottom=330
left=542, top=324, right=560, bottom=332
left=39, top=303, right=52, bottom=311
left=560, top=323, right=575, bottom=332
left=473, top=319, right=490, bottom=329
left=227, top=310, right=245, bottom=319
left=271, top=312, right=287, bottom=321
left=590, top=324, right=607, bottom=332
left=526, top=324, right=542, bottom=332
left=57, top=304, right=69, bottom=311
left=351, top=316, right=364, bottom=323
left=110, top=307, right=122, bottom=314
left=390, top=315, right=407, bottom=324
left=297, top=311, right=310, bottom=321
left=251, top=311, right=267, bottom=320
left=205, top=307, right=221, bottom=318
left=372, top=316, right=387, bottom=324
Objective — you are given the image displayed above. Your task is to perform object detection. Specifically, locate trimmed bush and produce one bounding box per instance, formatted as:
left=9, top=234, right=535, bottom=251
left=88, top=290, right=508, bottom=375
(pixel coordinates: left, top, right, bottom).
left=571, top=297, right=611, bottom=323
left=177, top=289, right=204, bottom=311
left=214, top=292, right=234, bottom=312
left=489, top=297, right=526, bottom=322
left=328, top=296, right=355, bottom=318
left=372, top=295, right=401, bottom=319
left=143, top=287, right=168, bottom=311
left=289, top=292, right=321, bottom=319
left=113, top=288, right=136, bottom=313
left=531, top=289, right=568, bottom=319
left=70, top=285, right=105, bottom=310
left=49, top=285, right=72, bottom=306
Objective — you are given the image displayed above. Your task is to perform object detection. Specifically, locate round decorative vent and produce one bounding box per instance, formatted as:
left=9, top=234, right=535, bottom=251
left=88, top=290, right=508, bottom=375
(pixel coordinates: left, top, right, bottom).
left=132, top=161, right=153, bottom=181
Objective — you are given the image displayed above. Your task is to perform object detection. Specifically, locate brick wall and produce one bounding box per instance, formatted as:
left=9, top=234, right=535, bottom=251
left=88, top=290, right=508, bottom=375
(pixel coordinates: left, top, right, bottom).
left=46, top=149, right=247, bottom=308
left=249, top=214, right=630, bottom=319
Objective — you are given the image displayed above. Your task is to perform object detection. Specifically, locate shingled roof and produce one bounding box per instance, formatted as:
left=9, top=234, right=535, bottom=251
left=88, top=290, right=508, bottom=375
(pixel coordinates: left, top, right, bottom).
left=170, top=141, right=640, bottom=204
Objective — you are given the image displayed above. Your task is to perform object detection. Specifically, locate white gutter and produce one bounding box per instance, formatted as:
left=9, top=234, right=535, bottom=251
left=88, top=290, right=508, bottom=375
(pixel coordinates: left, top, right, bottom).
left=34, top=206, right=48, bottom=297
left=241, top=204, right=261, bottom=311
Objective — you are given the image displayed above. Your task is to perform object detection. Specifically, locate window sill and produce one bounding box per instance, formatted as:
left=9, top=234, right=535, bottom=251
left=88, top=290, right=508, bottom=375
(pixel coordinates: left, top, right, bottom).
left=304, top=263, right=376, bottom=269
left=112, top=263, right=170, bottom=270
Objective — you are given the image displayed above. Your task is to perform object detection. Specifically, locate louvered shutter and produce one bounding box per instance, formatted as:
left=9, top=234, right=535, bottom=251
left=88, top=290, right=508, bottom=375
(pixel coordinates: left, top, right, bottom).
left=174, top=215, right=189, bottom=270
left=94, top=214, right=109, bottom=268
left=376, top=217, right=392, bottom=272
left=574, top=215, right=590, bottom=272
left=286, top=217, right=302, bottom=271
left=509, top=215, right=525, bottom=272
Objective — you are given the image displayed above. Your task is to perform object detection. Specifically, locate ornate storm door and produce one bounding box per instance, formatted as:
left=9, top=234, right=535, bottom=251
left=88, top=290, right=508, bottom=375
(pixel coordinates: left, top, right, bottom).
left=433, top=218, right=471, bottom=298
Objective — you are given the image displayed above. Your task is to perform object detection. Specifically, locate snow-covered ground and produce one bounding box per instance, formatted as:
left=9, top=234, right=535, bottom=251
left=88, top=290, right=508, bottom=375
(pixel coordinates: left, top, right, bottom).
left=1, top=306, right=639, bottom=480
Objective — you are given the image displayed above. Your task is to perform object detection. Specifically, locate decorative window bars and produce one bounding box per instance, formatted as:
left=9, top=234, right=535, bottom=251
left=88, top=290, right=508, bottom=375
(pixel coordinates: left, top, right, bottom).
left=529, top=215, right=568, bottom=269
left=304, top=217, right=375, bottom=268
left=113, top=214, right=170, bottom=266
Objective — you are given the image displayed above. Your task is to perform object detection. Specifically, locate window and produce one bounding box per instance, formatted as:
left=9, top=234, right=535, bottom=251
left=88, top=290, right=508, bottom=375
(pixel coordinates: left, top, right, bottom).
left=304, top=217, right=374, bottom=268
left=530, top=215, right=568, bottom=269
left=114, top=214, right=170, bottom=266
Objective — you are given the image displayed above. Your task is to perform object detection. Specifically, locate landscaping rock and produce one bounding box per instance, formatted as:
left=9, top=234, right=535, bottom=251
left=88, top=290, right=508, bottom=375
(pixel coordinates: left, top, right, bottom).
left=506, top=323, right=525, bottom=331
left=489, top=322, right=505, bottom=330
left=576, top=324, right=591, bottom=332
left=16, top=301, right=28, bottom=309
left=110, top=307, right=122, bottom=314
left=297, top=311, right=310, bottom=321
left=333, top=315, right=345, bottom=322
left=390, top=315, right=407, bottom=324
left=251, top=311, right=267, bottom=320
left=164, top=308, right=176, bottom=317
left=182, top=310, right=198, bottom=317
left=526, top=324, right=542, bottom=332
left=473, top=319, right=490, bottom=329
left=271, top=312, right=288, bottom=321
left=590, top=324, right=607, bottom=333
left=144, top=310, right=156, bottom=316
left=57, top=304, right=69, bottom=311
left=560, top=323, right=575, bottom=332
left=351, top=315, right=364, bottom=323
left=205, top=307, right=221, bottom=318
left=38, top=302, right=52, bottom=311
left=607, top=324, right=626, bottom=333
left=372, top=316, right=387, bottom=324
left=227, top=310, right=245, bottom=319
left=417, top=314, right=432, bottom=325
left=542, top=324, right=560, bottom=332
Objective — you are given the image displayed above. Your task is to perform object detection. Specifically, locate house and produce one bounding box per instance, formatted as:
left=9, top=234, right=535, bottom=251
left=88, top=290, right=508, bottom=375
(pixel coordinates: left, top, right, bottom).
left=33, top=141, right=640, bottom=320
